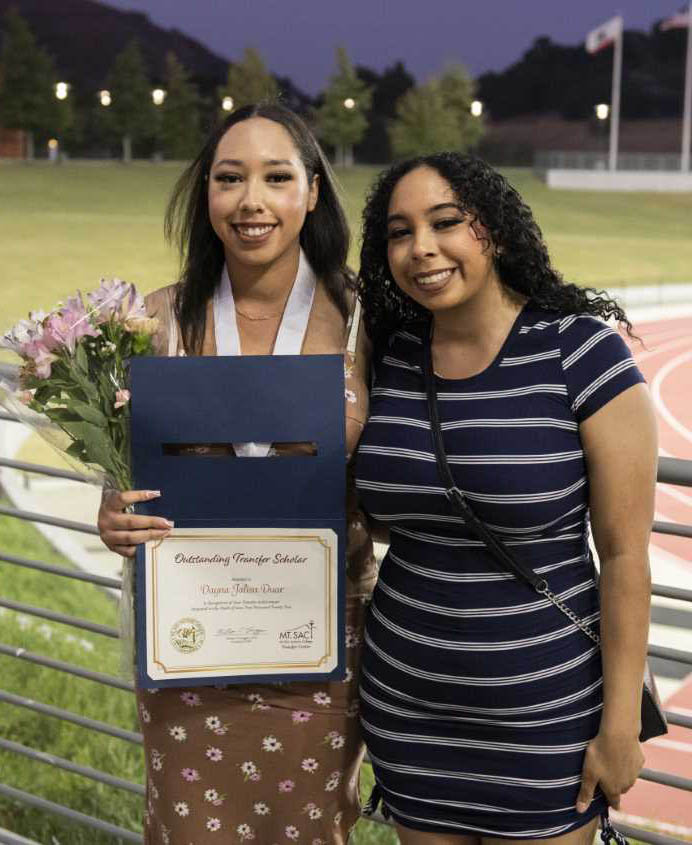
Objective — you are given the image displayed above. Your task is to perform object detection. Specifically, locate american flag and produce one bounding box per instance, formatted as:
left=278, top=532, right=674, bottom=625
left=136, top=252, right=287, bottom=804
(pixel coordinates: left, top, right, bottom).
left=585, top=15, right=623, bottom=54
left=660, top=6, right=691, bottom=30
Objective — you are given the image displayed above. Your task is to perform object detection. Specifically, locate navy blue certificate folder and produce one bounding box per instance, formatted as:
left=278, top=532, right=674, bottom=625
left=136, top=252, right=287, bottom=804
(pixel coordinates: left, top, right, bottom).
left=130, top=355, right=346, bottom=688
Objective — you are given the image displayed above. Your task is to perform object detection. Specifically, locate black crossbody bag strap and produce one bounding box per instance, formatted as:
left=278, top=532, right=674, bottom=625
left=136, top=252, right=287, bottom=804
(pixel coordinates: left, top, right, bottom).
left=420, top=322, right=666, bottom=743
left=421, top=323, right=601, bottom=645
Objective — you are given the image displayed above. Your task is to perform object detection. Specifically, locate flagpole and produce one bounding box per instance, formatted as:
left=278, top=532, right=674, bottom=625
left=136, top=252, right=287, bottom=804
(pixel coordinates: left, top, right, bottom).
left=682, top=4, right=692, bottom=171
left=609, top=16, right=623, bottom=171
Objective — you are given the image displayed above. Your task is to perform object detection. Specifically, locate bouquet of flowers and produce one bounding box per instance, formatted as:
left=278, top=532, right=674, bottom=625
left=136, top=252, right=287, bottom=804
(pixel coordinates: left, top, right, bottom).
left=0, top=278, right=158, bottom=491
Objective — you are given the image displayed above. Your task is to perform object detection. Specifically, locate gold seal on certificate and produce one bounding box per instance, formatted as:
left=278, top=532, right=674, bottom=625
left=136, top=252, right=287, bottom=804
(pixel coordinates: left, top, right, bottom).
left=144, top=527, right=338, bottom=682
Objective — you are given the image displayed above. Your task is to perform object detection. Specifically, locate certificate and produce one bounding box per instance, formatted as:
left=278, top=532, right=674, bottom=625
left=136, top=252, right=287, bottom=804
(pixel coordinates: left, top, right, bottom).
left=145, top=527, right=338, bottom=682
left=130, top=354, right=347, bottom=688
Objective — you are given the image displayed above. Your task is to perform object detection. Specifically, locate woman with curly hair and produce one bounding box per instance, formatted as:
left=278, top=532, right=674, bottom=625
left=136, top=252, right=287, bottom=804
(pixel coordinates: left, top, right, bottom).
left=355, top=153, right=657, bottom=844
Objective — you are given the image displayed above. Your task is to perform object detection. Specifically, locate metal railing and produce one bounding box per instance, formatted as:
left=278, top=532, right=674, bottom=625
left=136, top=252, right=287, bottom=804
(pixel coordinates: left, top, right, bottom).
left=1, top=416, right=692, bottom=843
left=534, top=151, right=685, bottom=172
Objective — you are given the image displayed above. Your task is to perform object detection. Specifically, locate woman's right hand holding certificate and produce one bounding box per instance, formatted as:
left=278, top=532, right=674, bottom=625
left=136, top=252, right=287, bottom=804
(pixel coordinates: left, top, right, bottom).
left=98, top=489, right=173, bottom=558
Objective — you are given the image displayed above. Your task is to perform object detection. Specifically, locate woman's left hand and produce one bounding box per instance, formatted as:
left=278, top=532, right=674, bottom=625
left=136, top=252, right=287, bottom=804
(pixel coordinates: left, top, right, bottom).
left=576, top=730, right=644, bottom=812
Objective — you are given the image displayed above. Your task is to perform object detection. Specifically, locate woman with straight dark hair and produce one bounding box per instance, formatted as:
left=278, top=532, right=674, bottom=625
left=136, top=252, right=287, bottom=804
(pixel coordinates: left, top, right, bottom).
left=355, top=153, right=656, bottom=845
left=97, top=103, right=377, bottom=844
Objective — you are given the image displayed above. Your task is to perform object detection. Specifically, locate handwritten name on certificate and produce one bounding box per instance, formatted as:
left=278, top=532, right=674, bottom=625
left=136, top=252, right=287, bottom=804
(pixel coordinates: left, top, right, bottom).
left=144, top=527, right=338, bottom=682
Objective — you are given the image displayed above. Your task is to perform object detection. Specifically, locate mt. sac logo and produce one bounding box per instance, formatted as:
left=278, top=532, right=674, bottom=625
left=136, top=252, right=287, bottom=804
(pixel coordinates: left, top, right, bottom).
left=170, top=618, right=205, bottom=653
left=279, top=621, right=316, bottom=643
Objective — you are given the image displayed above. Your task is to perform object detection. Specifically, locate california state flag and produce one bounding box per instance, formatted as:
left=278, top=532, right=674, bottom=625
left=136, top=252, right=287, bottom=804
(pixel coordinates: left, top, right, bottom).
left=660, top=6, right=691, bottom=30
left=585, top=15, right=623, bottom=53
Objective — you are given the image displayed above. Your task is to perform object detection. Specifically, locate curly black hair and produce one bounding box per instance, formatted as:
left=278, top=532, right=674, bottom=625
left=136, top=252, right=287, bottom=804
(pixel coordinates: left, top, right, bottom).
left=358, top=152, right=632, bottom=345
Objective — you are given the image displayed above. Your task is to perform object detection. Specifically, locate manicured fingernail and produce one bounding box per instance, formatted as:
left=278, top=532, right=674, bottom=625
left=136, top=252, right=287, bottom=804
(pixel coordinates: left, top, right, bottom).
left=148, top=490, right=161, bottom=498
left=165, top=520, right=175, bottom=528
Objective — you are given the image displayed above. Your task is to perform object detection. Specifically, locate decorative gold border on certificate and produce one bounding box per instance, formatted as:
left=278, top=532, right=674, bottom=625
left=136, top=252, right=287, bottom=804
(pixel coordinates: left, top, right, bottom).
left=149, top=531, right=335, bottom=676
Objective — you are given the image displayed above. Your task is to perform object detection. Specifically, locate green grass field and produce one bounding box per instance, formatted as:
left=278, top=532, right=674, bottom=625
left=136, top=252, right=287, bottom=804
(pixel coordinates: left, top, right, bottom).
left=1, top=161, right=692, bottom=337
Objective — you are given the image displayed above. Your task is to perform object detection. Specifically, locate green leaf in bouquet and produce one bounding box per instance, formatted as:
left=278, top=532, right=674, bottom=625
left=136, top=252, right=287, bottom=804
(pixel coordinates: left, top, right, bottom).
left=45, top=407, right=81, bottom=424
left=74, top=342, right=90, bottom=373
left=65, top=440, right=88, bottom=461
left=60, top=421, right=118, bottom=476
left=67, top=399, right=109, bottom=428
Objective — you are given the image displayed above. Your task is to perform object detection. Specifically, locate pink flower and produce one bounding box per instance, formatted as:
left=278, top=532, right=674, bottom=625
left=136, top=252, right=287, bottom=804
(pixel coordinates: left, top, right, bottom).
left=278, top=779, right=295, bottom=793
left=87, top=278, right=145, bottom=323
left=32, top=346, right=58, bottom=379
left=291, top=711, right=312, bottom=724
left=206, top=746, right=223, bottom=762
left=180, top=691, right=201, bottom=706
left=181, top=767, right=200, bottom=782
left=43, top=295, right=100, bottom=354
left=114, top=389, right=130, bottom=409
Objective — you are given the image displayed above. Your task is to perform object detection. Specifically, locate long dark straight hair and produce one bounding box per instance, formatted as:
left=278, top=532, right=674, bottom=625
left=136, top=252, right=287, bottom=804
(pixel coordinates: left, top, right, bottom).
left=164, top=102, right=351, bottom=354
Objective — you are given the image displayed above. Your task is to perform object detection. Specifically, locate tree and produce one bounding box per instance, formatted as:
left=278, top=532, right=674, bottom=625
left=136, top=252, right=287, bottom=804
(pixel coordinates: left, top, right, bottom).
left=0, top=8, right=60, bottom=159
left=439, top=63, right=484, bottom=150
left=218, top=47, right=278, bottom=112
left=389, top=64, right=484, bottom=158
left=389, top=80, right=461, bottom=158
left=355, top=61, right=415, bottom=163
left=106, top=39, right=154, bottom=162
left=160, top=52, right=200, bottom=160
left=316, top=47, right=372, bottom=165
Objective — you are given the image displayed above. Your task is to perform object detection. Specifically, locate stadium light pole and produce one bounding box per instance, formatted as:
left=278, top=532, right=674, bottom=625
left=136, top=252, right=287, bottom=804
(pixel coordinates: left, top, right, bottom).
left=682, top=4, right=692, bottom=171
left=609, top=23, right=623, bottom=171
left=342, top=98, right=356, bottom=167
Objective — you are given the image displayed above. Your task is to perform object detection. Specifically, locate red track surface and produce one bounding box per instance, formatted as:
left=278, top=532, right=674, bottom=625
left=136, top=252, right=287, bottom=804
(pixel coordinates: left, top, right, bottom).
left=615, top=313, right=692, bottom=836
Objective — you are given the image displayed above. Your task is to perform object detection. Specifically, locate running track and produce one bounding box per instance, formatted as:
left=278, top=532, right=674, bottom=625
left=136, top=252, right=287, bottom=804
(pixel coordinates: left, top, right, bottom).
left=614, top=308, right=692, bottom=837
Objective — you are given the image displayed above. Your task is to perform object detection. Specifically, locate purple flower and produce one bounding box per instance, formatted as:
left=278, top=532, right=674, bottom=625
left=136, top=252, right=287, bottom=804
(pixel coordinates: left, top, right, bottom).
left=87, top=278, right=145, bottom=323
left=43, top=296, right=100, bottom=354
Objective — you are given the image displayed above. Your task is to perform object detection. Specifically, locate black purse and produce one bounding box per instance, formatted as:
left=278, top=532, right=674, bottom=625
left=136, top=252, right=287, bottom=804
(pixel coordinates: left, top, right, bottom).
left=420, top=328, right=667, bottom=743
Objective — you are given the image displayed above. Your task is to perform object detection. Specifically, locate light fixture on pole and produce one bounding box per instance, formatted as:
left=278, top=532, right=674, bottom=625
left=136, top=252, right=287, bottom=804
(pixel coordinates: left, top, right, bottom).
left=99, top=90, right=112, bottom=107
left=55, top=82, right=69, bottom=100
left=470, top=100, right=483, bottom=117
left=595, top=103, right=610, bottom=120
left=343, top=97, right=356, bottom=110
left=152, top=88, right=166, bottom=106
left=222, top=96, right=234, bottom=112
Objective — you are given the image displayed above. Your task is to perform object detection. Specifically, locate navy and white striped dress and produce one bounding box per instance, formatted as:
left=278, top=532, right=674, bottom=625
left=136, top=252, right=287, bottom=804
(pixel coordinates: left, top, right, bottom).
left=355, top=305, right=645, bottom=838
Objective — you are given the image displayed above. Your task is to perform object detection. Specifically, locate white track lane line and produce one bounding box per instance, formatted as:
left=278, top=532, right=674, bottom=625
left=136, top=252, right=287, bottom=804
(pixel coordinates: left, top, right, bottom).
left=650, top=349, right=692, bottom=446
left=633, top=335, right=692, bottom=365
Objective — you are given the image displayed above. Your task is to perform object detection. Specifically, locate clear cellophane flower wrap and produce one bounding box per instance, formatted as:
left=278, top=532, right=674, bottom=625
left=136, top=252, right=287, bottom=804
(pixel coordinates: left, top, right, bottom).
left=0, top=279, right=159, bottom=677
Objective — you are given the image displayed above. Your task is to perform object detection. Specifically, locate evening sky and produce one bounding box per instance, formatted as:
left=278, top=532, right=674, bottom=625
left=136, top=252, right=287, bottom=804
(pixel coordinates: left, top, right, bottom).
left=103, top=0, right=672, bottom=95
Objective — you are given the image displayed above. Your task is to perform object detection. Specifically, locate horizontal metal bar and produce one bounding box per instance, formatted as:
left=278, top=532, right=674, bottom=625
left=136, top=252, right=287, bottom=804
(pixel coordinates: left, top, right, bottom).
left=0, top=689, right=142, bottom=744
left=658, top=456, right=692, bottom=488
left=0, top=642, right=133, bottom=692
left=0, top=552, right=122, bottom=589
left=665, top=710, right=692, bottom=729
left=0, top=826, right=42, bottom=845
left=640, top=766, right=692, bottom=792
left=0, top=457, right=90, bottom=483
left=0, top=505, right=98, bottom=535
left=648, top=644, right=692, bottom=667
left=0, top=737, right=145, bottom=796
left=0, top=783, right=143, bottom=843
left=0, top=597, right=119, bottom=638
left=613, top=822, right=690, bottom=845
left=652, top=582, right=692, bottom=604
left=652, top=519, right=692, bottom=540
